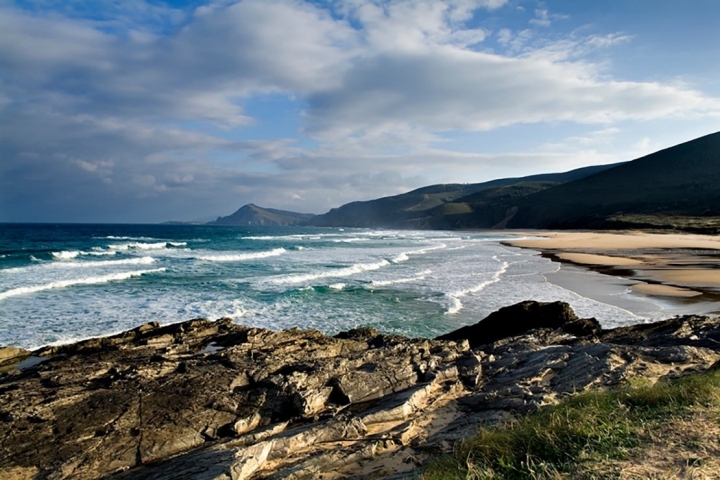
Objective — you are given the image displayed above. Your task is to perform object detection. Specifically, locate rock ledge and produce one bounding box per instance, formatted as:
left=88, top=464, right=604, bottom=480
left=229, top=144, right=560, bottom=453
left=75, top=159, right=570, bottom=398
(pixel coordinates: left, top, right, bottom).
left=1, top=301, right=719, bottom=479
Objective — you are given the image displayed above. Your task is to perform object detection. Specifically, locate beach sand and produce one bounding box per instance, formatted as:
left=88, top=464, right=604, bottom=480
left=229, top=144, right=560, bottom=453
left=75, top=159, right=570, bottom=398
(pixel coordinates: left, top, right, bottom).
left=505, top=231, right=720, bottom=305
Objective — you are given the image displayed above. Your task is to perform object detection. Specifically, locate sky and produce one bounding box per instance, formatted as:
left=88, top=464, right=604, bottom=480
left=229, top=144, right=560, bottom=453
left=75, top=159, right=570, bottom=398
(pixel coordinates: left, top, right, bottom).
left=2, top=0, right=720, bottom=223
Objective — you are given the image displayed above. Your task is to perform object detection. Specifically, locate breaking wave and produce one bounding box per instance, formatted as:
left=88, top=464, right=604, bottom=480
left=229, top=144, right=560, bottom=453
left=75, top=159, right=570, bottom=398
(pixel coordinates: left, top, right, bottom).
left=49, top=256, right=156, bottom=269
left=445, top=257, right=510, bottom=315
left=108, top=242, right=186, bottom=251
left=0, top=268, right=166, bottom=301
left=197, top=248, right=287, bottom=262
left=271, top=259, right=391, bottom=285
left=52, top=250, right=116, bottom=260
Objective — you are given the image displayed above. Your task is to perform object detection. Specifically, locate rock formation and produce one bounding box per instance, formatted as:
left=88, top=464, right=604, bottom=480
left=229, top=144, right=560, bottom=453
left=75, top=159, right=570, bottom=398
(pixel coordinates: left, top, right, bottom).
left=209, top=204, right=315, bottom=226
left=1, top=301, right=719, bottom=479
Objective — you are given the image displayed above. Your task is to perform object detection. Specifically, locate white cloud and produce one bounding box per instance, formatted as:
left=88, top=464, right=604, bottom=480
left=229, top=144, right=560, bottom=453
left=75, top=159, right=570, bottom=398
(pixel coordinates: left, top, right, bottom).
left=2, top=0, right=720, bottom=222
left=304, top=47, right=718, bottom=146
left=529, top=7, right=568, bottom=28
left=496, top=28, right=513, bottom=45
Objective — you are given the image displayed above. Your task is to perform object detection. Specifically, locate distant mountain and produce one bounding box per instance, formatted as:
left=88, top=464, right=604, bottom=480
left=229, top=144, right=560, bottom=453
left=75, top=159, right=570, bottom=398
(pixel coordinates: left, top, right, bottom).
left=209, top=204, right=315, bottom=226
left=306, top=163, right=621, bottom=229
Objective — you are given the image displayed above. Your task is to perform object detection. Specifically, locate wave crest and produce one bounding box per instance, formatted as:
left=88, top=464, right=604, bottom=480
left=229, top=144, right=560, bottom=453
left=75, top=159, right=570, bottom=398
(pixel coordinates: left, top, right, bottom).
left=197, top=248, right=287, bottom=262
left=0, top=268, right=166, bottom=301
left=271, top=259, right=390, bottom=285
left=109, top=242, right=186, bottom=251
left=445, top=258, right=510, bottom=315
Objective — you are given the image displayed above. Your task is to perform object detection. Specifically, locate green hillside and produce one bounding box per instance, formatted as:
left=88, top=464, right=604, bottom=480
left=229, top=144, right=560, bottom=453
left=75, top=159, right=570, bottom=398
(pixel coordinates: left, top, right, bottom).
left=216, top=132, right=720, bottom=232
left=507, top=131, right=720, bottom=229
left=307, top=164, right=620, bottom=228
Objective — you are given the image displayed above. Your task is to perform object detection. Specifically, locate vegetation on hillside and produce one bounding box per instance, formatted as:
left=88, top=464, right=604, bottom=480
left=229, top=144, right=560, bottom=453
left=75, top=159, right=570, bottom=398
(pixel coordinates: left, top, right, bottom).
left=307, top=164, right=619, bottom=228
left=605, top=214, right=720, bottom=235
left=305, top=131, right=720, bottom=232
left=508, top=131, right=720, bottom=229
left=422, top=369, right=720, bottom=479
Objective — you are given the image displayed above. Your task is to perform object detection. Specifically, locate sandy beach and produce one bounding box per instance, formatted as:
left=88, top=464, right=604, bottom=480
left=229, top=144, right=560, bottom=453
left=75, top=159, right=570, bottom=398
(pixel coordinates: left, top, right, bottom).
left=505, top=231, right=720, bottom=302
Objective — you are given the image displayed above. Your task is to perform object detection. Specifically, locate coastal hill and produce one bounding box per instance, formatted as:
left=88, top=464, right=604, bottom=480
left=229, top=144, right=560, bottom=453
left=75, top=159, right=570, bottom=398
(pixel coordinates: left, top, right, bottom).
left=209, top=203, right=315, bottom=226
left=306, top=131, right=720, bottom=231
left=305, top=163, right=620, bottom=229
left=205, top=131, right=720, bottom=232
left=507, top=131, right=720, bottom=230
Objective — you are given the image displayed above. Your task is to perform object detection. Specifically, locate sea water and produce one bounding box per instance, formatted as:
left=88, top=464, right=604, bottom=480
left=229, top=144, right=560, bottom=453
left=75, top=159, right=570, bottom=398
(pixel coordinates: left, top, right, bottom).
left=0, top=224, right=677, bottom=349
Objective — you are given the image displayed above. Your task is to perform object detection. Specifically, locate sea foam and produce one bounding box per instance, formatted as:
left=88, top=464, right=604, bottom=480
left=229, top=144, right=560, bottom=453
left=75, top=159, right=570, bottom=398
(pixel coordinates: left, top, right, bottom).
left=370, top=269, right=433, bottom=287
left=271, top=259, right=391, bottom=285
left=445, top=258, right=510, bottom=314
left=0, top=268, right=166, bottom=301
left=197, top=248, right=287, bottom=262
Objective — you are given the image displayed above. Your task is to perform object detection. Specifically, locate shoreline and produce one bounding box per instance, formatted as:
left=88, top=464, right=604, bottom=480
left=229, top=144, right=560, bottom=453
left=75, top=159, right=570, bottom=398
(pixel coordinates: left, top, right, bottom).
left=3, top=227, right=719, bottom=353
left=502, top=230, right=720, bottom=317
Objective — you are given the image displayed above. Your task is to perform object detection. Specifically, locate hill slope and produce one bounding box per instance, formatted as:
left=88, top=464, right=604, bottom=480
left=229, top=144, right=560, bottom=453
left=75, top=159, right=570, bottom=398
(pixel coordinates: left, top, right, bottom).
left=307, top=164, right=620, bottom=228
left=209, top=204, right=315, bottom=226
left=209, top=131, right=720, bottom=231
left=506, top=131, right=720, bottom=229
left=310, top=131, right=720, bottom=231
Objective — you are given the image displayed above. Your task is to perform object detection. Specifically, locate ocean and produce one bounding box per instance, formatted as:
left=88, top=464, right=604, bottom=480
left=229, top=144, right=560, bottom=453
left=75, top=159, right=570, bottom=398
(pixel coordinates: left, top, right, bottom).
left=0, top=224, right=680, bottom=350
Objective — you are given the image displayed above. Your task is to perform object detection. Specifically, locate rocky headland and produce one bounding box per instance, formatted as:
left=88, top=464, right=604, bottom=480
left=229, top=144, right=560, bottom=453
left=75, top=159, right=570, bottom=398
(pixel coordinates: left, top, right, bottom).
left=1, top=301, right=720, bottom=479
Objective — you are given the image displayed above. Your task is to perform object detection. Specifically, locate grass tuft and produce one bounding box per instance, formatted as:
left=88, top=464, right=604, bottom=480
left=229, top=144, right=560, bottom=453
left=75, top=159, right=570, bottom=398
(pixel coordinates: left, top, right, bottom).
left=422, top=369, right=720, bottom=479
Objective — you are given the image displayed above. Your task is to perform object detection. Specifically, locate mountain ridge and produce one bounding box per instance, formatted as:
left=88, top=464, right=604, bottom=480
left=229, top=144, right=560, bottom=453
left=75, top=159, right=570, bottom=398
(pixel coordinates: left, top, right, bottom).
left=205, top=131, right=720, bottom=232
left=305, top=163, right=622, bottom=229
left=506, top=131, right=720, bottom=229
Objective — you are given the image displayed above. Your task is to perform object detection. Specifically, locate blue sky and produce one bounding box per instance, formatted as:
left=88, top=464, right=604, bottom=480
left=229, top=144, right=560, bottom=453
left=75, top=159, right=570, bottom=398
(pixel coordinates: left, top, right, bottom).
left=2, top=0, right=720, bottom=222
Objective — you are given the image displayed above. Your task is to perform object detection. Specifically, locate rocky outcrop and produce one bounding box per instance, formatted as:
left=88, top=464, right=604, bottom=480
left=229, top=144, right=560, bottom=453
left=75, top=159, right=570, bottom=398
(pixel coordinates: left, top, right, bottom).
left=0, top=347, right=29, bottom=368
left=209, top=204, right=315, bottom=226
left=1, top=301, right=719, bottom=479
left=436, top=300, right=602, bottom=347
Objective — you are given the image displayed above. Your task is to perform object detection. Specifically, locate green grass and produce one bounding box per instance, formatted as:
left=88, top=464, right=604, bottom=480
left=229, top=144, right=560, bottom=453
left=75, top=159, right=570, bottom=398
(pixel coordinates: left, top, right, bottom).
left=422, top=370, right=720, bottom=480
left=606, top=214, right=720, bottom=234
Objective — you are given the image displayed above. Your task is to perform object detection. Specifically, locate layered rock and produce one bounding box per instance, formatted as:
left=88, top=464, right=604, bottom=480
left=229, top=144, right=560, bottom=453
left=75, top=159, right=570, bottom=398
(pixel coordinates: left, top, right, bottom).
left=1, top=301, right=719, bottom=479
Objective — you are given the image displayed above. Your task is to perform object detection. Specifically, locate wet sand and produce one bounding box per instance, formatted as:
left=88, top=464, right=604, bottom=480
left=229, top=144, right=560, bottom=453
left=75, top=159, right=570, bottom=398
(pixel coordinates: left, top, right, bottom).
left=504, top=230, right=720, bottom=314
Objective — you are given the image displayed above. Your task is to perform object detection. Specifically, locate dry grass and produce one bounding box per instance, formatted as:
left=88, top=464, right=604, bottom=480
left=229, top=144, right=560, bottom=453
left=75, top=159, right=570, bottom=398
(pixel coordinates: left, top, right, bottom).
left=422, top=370, right=720, bottom=480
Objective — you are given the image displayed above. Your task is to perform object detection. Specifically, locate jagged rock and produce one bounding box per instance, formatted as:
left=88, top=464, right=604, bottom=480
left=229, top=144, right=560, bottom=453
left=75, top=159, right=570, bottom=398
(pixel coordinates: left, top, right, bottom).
left=0, top=302, right=719, bottom=479
left=436, top=300, right=601, bottom=347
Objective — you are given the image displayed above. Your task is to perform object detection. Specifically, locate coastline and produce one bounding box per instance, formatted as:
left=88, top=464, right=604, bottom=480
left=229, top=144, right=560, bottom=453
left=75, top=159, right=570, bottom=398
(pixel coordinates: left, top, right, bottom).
left=503, top=230, right=720, bottom=317
left=2, top=301, right=719, bottom=479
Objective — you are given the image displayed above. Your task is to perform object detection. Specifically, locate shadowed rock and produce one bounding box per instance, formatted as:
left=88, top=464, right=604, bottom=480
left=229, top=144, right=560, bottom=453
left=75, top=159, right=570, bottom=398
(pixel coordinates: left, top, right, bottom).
left=0, top=301, right=718, bottom=479
left=436, top=300, right=601, bottom=348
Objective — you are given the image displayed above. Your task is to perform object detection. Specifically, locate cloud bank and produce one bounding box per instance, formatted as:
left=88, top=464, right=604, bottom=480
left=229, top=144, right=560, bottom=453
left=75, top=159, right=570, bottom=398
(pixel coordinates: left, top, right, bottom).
left=1, top=0, right=719, bottom=222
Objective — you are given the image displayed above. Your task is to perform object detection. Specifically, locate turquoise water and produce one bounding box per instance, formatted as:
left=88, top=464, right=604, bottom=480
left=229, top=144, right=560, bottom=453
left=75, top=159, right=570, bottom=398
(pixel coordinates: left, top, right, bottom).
left=0, top=224, right=666, bottom=349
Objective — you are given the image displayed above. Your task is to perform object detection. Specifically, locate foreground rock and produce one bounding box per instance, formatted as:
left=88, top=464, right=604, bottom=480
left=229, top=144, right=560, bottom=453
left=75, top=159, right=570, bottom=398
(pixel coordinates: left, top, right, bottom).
left=0, top=346, right=30, bottom=368
left=1, top=301, right=719, bottom=479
